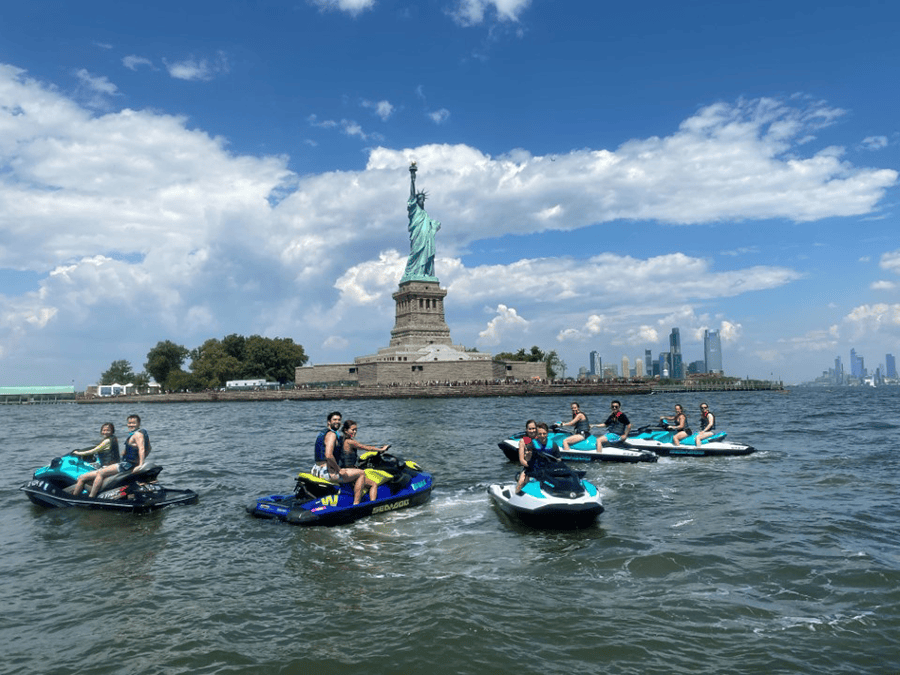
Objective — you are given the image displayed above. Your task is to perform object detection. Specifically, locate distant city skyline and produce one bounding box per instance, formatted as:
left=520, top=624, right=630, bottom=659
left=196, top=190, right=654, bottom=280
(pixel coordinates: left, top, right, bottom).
left=586, top=326, right=727, bottom=380
left=814, top=348, right=899, bottom=385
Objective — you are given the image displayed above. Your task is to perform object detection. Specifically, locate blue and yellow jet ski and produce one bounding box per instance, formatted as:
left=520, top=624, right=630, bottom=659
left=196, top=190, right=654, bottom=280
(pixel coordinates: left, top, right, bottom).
left=247, top=451, right=433, bottom=526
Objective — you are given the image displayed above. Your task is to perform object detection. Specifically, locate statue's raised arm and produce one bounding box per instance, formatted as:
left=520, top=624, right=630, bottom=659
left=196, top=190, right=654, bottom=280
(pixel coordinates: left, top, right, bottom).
left=400, top=162, right=441, bottom=284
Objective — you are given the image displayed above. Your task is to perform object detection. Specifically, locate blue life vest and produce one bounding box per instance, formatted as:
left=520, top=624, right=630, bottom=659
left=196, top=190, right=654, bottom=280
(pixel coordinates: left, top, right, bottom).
left=124, top=429, right=150, bottom=464
left=528, top=437, right=560, bottom=470
left=314, top=428, right=343, bottom=463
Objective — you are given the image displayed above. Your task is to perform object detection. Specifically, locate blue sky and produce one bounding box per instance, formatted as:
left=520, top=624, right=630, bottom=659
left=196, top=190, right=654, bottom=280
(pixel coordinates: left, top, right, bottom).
left=1, top=0, right=898, bottom=387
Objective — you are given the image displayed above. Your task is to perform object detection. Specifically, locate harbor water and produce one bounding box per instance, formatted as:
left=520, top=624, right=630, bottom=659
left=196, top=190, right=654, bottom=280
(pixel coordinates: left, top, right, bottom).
left=1, top=388, right=898, bottom=675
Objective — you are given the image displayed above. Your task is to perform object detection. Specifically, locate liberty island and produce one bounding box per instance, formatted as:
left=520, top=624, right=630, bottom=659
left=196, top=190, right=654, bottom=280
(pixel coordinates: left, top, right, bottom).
left=295, top=163, right=546, bottom=387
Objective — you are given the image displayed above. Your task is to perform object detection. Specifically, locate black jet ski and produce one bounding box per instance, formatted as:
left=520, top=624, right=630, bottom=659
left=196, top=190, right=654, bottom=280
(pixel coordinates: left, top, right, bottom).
left=498, top=427, right=657, bottom=463
left=488, top=458, right=604, bottom=529
left=20, top=455, right=198, bottom=512
left=247, top=451, right=433, bottom=526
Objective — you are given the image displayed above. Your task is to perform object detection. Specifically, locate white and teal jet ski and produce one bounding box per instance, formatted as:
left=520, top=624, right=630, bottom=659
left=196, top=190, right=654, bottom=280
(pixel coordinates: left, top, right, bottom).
left=624, top=424, right=755, bottom=457
left=488, top=458, right=604, bottom=529
left=498, top=426, right=657, bottom=463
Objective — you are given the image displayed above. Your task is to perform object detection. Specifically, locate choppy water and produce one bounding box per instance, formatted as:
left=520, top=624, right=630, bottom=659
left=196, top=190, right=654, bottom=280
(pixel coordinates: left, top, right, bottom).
left=2, top=388, right=899, bottom=675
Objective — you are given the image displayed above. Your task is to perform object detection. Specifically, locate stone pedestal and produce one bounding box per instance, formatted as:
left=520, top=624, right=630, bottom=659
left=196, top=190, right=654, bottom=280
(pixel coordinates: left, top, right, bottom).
left=389, top=281, right=452, bottom=347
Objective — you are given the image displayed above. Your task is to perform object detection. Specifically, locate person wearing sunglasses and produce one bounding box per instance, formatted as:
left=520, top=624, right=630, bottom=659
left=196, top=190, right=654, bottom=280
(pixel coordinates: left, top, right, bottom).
left=592, top=400, right=631, bottom=451
left=695, top=403, right=716, bottom=447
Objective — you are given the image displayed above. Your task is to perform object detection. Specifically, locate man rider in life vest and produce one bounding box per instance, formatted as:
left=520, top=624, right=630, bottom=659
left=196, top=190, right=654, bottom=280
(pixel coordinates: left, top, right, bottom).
left=592, top=400, right=632, bottom=451
left=311, top=411, right=367, bottom=504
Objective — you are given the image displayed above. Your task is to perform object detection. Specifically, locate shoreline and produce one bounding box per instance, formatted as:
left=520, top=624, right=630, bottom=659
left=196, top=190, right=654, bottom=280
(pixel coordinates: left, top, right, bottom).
left=72, top=380, right=783, bottom=404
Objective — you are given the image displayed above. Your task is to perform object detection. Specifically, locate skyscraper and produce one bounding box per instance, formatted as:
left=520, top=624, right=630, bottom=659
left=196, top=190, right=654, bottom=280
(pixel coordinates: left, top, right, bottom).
left=887, top=353, right=897, bottom=379
left=669, top=328, right=683, bottom=379
left=704, top=329, right=723, bottom=374
left=834, top=356, right=844, bottom=385
left=589, top=350, right=600, bottom=377
left=850, top=349, right=866, bottom=379
left=645, top=349, right=652, bottom=377
left=622, top=355, right=630, bottom=379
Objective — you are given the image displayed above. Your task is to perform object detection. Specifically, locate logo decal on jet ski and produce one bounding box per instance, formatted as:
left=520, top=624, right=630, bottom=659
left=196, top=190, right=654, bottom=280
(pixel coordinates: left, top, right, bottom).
left=372, top=499, right=410, bottom=514
left=320, top=494, right=339, bottom=507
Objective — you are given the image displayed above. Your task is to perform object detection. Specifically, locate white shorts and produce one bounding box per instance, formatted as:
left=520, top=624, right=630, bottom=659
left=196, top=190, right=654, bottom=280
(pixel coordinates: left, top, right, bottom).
left=310, top=464, right=335, bottom=480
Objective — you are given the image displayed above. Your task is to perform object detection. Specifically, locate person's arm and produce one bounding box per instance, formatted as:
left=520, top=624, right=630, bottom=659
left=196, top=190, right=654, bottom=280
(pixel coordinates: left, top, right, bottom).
left=517, top=439, right=530, bottom=467
left=352, top=439, right=389, bottom=453
left=703, top=414, right=714, bottom=432
left=73, top=439, right=107, bottom=457
left=324, top=432, right=340, bottom=474
left=561, top=412, right=584, bottom=428
left=135, top=433, right=147, bottom=466
left=623, top=421, right=632, bottom=439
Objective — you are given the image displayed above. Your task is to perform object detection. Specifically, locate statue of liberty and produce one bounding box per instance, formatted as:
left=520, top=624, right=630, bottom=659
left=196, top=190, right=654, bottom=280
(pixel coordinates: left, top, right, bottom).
left=400, top=162, right=441, bottom=284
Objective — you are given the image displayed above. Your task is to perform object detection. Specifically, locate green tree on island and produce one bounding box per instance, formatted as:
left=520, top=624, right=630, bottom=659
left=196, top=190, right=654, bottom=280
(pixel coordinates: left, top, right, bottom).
left=242, top=335, right=307, bottom=383
left=190, top=337, right=244, bottom=389
left=493, top=346, right=564, bottom=379
left=100, top=359, right=135, bottom=384
left=145, top=340, right=190, bottom=387
left=102, top=335, right=309, bottom=392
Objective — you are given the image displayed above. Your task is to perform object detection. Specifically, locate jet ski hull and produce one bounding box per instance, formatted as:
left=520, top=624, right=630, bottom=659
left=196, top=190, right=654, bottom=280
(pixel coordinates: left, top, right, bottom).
left=488, top=461, right=604, bottom=529
left=22, top=457, right=198, bottom=512
left=498, top=433, right=657, bottom=463
left=488, top=483, right=603, bottom=529
left=625, top=427, right=755, bottom=456
left=20, top=478, right=198, bottom=512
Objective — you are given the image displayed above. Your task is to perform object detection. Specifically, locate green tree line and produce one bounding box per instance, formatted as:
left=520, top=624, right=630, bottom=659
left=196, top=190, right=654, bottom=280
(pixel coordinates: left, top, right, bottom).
left=493, top=345, right=565, bottom=379
left=99, top=334, right=308, bottom=392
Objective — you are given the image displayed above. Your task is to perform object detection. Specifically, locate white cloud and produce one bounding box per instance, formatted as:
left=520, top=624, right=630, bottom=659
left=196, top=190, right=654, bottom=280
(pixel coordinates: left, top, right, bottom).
left=428, top=108, right=451, bottom=124
left=861, top=135, right=888, bottom=150
left=477, top=304, right=529, bottom=346
left=322, top=335, right=350, bottom=349
left=450, top=0, right=532, bottom=26
left=719, top=320, right=742, bottom=342
left=74, top=69, right=118, bottom=95
left=871, top=280, right=896, bottom=290
left=307, top=115, right=381, bottom=141
left=362, top=99, right=394, bottom=121
left=309, top=0, right=375, bottom=17
left=880, top=249, right=900, bottom=275
left=163, top=52, right=229, bottom=81
left=445, top=253, right=800, bottom=308
left=843, top=303, right=900, bottom=338
left=122, top=55, right=154, bottom=71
